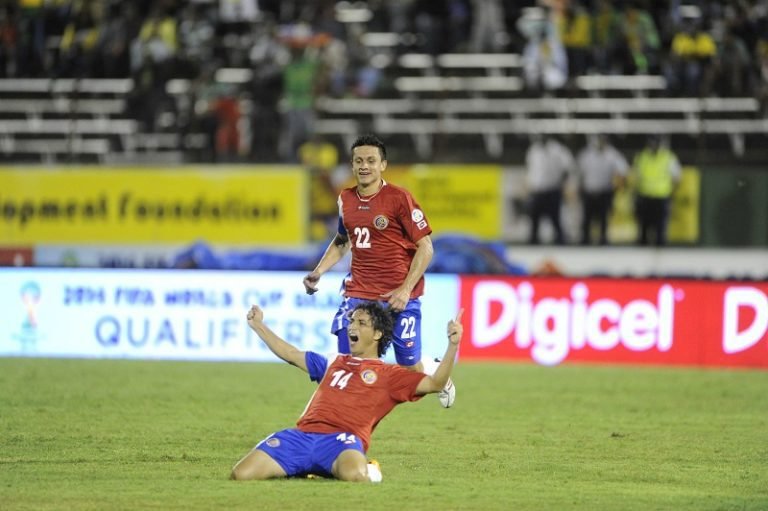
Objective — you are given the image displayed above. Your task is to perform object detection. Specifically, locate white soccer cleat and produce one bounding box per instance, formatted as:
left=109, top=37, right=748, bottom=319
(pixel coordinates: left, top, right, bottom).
left=438, top=378, right=456, bottom=408
left=367, top=460, right=383, bottom=483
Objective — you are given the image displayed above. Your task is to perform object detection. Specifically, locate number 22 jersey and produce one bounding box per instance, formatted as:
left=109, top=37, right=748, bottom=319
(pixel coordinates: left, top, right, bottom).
left=337, top=181, right=432, bottom=301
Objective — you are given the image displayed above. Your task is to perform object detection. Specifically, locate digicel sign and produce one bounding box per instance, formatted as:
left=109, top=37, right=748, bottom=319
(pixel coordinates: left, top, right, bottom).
left=459, top=277, right=768, bottom=368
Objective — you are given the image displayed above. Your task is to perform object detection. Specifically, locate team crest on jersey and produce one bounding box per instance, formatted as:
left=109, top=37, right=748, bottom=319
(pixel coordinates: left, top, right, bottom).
left=266, top=437, right=280, bottom=448
left=373, top=215, right=389, bottom=230
left=360, top=369, right=378, bottom=384
left=411, top=209, right=424, bottom=222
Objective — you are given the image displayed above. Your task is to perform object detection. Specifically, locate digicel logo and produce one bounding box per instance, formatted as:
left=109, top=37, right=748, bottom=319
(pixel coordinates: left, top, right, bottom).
left=471, top=281, right=676, bottom=366
left=723, top=287, right=768, bottom=355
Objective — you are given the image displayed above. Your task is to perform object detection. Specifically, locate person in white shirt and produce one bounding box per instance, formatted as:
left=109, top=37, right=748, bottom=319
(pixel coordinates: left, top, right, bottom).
left=525, top=134, right=574, bottom=244
left=576, top=134, right=629, bottom=245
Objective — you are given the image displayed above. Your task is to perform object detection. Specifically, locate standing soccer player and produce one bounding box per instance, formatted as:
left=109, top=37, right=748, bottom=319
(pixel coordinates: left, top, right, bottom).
left=302, top=134, right=455, bottom=407
left=231, top=302, right=464, bottom=482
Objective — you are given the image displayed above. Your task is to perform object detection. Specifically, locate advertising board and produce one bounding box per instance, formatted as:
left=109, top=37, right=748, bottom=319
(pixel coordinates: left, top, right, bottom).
left=0, top=269, right=456, bottom=363
left=459, top=277, right=767, bottom=368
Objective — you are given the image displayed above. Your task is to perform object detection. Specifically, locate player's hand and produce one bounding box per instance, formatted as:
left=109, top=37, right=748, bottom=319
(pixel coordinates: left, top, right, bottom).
left=303, top=271, right=321, bottom=295
left=447, top=308, right=464, bottom=346
left=246, top=305, right=264, bottom=328
left=380, top=286, right=410, bottom=312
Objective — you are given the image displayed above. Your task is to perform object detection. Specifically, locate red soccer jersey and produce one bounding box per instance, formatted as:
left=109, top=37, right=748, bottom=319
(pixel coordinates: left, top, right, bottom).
left=338, top=181, right=432, bottom=300
left=297, top=354, right=426, bottom=451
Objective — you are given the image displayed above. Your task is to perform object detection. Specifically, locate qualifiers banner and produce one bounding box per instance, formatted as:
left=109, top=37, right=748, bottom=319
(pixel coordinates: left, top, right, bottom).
left=460, top=277, right=768, bottom=369
left=0, top=166, right=307, bottom=245
left=0, top=269, right=457, bottom=363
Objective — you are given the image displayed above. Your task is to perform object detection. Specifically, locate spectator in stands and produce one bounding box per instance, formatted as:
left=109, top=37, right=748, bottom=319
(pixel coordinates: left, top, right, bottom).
left=591, top=0, right=622, bottom=74
left=0, top=6, right=18, bottom=77
left=447, top=0, right=472, bottom=53
left=130, top=5, right=178, bottom=84
left=469, top=0, right=507, bottom=53
left=576, top=134, right=629, bottom=246
left=300, top=134, right=341, bottom=241
left=631, top=135, right=681, bottom=247
left=665, top=9, right=717, bottom=96
left=124, top=5, right=180, bottom=133
left=344, top=25, right=382, bottom=98
left=279, top=33, right=321, bottom=162
left=412, top=0, right=451, bottom=55
left=182, top=64, right=218, bottom=162
left=617, top=1, right=660, bottom=74
left=521, top=10, right=568, bottom=92
left=177, top=3, right=215, bottom=76
left=58, top=2, right=102, bottom=78
left=756, top=38, right=768, bottom=115
left=312, top=1, right=346, bottom=41
left=99, top=3, right=140, bottom=78
left=248, top=17, right=287, bottom=161
left=188, top=63, right=241, bottom=162
left=320, top=35, right=349, bottom=98
left=711, top=27, right=752, bottom=97
left=525, top=134, right=574, bottom=245
left=16, top=0, right=45, bottom=77
left=724, top=2, right=761, bottom=61
left=557, top=1, right=592, bottom=79
left=385, top=0, right=415, bottom=42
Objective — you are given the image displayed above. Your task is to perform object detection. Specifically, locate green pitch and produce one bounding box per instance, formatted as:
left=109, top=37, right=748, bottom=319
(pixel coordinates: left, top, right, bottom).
left=1, top=358, right=766, bottom=511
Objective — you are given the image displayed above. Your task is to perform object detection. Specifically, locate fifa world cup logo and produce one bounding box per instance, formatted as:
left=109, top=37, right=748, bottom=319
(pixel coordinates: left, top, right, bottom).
left=20, top=282, right=41, bottom=330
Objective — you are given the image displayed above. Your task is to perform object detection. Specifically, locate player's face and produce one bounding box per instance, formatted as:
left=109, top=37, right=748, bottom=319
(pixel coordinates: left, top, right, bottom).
left=347, top=310, right=380, bottom=357
left=351, top=145, right=387, bottom=190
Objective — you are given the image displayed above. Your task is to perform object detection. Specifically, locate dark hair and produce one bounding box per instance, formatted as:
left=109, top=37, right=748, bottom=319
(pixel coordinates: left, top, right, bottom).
left=351, top=134, right=387, bottom=161
left=352, top=301, right=394, bottom=357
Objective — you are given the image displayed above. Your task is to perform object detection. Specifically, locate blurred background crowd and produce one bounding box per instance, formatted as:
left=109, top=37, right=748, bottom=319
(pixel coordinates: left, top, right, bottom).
left=1, top=0, right=767, bottom=162
left=0, top=0, right=767, bottom=263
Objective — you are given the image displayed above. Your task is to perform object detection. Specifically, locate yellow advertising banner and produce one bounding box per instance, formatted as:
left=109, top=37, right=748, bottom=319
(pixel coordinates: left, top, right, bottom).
left=0, top=167, right=307, bottom=244
left=385, top=165, right=503, bottom=239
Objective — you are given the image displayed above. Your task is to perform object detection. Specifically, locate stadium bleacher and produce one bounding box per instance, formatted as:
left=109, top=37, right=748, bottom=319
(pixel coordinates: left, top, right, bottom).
left=0, top=0, right=764, bottom=166
left=0, top=77, right=208, bottom=164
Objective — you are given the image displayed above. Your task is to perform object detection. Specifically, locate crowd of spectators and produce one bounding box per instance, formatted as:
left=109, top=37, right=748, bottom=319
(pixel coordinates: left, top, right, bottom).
left=0, top=0, right=767, bottom=163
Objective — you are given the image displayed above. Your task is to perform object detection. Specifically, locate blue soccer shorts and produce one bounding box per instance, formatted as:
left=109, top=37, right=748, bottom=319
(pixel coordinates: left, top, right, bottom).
left=331, top=296, right=422, bottom=366
left=255, top=429, right=365, bottom=478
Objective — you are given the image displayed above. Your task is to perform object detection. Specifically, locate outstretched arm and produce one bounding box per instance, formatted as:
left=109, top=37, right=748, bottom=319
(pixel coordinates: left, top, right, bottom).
left=381, top=234, right=434, bottom=311
left=303, top=232, right=351, bottom=295
left=416, top=309, right=463, bottom=395
left=247, top=305, right=308, bottom=372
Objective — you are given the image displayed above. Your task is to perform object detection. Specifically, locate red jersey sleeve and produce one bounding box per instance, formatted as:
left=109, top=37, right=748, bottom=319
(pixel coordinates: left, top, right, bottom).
left=383, top=364, right=428, bottom=403
left=397, top=189, right=432, bottom=244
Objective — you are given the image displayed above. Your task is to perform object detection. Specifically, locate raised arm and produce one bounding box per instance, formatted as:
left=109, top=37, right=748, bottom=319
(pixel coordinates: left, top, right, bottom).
left=246, top=305, right=308, bottom=372
left=303, top=232, right=351, bottom=295
left=416, top=308, right=463, bottom=395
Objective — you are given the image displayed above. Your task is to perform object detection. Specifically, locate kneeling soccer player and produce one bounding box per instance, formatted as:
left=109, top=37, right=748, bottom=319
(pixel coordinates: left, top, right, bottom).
left=230, top=302, right=463, bottom=483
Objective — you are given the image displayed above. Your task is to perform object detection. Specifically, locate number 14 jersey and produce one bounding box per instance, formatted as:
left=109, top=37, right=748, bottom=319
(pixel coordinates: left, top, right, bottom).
left=298, top=352, right=426, bottom=452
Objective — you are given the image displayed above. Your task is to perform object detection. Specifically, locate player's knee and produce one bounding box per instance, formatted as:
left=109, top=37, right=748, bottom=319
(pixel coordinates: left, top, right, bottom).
left=230, top=462, right=258, bottom=481
left=336, top=465, right=369, bottom=482
left=333, top=451, right=370, bottom=482
left=230, top=466, right=247, bottom=481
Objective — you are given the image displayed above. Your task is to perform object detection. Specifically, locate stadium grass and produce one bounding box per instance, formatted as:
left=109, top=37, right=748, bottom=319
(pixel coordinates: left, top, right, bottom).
left=1, top=358, right=766, bottom=511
